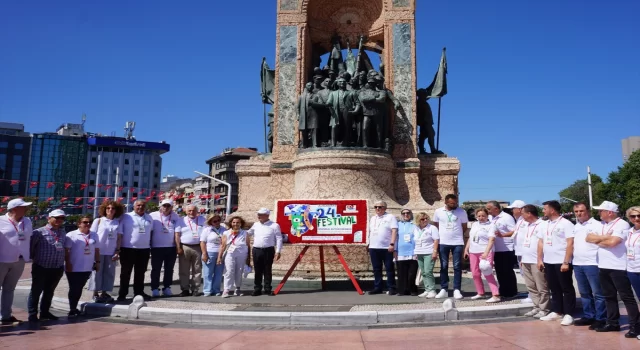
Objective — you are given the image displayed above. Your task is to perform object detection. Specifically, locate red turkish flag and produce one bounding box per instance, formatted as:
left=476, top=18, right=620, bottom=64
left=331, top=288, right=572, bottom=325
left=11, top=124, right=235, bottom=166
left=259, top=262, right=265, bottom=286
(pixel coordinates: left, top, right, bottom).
left=151, top=191, right=156, bottom=196
left=103, top=197, right=110, bottom=203
left=60, top=197, right=68, bottom=202
left=2, top=197, right=9, bottom=203
left=214, top=194, right=221, bottom=199
left=104, top=185, right=112, bottom=191
left=10, top=180, right=19, bottom=186
left=64, top=183, right=72, bottom=190
left=97, top=184, right=103, bottom=188
left=89, top=197, right=95, bottom=202
left=118, top=186, right=124, bottom=192
left=79, top=184, right=88, bottom=191
left=117, top=197, right=124, bottom=202
left=0, top=208, right=5, bottom=213
left=145, top=196, right=151, bottom=201
left=131, top=197, right=138, bottom=202
left=47, top=182, right=55, bottom=188
left=139, top=188, right=145, bottom=194
left=30, top=181, right=39, bottom=189
left=158, top=191, right=164, bottom=198
left=46, top=197, right=53, bottom=202
left=188, top=194, right=194, bottom=199
left=129, top=187, right=135, bottom=192
left=75, top=197, right=83, bottom=203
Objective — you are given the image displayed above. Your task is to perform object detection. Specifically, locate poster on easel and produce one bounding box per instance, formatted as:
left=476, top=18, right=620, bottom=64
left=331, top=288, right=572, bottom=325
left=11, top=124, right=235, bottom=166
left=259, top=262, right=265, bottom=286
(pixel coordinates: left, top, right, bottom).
left=276, top=199, right=369, bottom=245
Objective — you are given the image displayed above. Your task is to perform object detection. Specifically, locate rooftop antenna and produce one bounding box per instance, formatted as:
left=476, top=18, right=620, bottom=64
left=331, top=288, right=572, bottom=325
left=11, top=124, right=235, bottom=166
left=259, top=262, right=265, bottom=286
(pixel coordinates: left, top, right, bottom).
left=81, top=113, right=87, bottom=127
left=124, top=121, right=136, bottom=140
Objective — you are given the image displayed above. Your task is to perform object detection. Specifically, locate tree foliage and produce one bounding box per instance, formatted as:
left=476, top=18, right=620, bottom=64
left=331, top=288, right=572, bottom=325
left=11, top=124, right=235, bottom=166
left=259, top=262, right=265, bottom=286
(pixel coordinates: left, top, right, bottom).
left=558, top=174, right=605, bottom=213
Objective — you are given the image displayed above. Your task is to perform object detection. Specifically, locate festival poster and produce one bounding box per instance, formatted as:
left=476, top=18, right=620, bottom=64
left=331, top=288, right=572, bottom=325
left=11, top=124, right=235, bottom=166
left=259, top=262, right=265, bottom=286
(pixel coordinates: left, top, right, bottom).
left=276, top=200, right=368, bottom=245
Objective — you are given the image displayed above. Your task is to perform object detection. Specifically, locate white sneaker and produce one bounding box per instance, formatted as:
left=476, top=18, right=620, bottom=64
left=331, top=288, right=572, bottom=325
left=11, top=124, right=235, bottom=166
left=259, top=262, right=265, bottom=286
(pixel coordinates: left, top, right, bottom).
left=486, top=296, right=501, bottom=303
left=524, top=308, right=540, bottom=317
left=521, top=298, right=533, bottom=304
left=560, top=314, right=574, bottom=326
left=533, top=310, right=548, bottom=319
left=162, top=288, right=173, bottom=296
left=471, top=294, right=483, bottom=300
left=221, top=291, right=230, bottom=298
left=453, top=289, right=463, bottom=300
left=435, top=289, right=448, bottom=299
left=151, top=289, right=160, bottom=298
left=540, top=312, right=561, bottom=321
left=426, top=291, right=437, bottom=298
left=418, top=291, right=429, bottom=298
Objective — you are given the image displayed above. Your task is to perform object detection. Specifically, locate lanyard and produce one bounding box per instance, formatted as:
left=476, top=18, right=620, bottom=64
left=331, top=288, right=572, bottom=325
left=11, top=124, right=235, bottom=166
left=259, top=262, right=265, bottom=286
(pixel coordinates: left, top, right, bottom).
left=527, top=223, right=539, bottom=239
left=546, top=218, right=563, bottom=237
left=602, top=218, right=621, bottom=236
left=81, top=232, right=90, bottom=247
left=445, top=211, right=455, bottom=222
left=161, top=214, right=172, bottom=229
left=134, top=215, right=147, bottom=228
left=7, top=217, right=23, bottom=233
left=475, top=221, right=490, bottom=236
left=212, top=226, right=222, bottom=236
left=47, top=228, right=59, bottom=243
left=514, top=218, right=525, bottom=234
left=418, top=225, right=429, bottom=239
left=188, top=217, right=200, bottom=232
left=628, top=229, right=640, bottom=248
left=230, top=231, right=243, bottom=246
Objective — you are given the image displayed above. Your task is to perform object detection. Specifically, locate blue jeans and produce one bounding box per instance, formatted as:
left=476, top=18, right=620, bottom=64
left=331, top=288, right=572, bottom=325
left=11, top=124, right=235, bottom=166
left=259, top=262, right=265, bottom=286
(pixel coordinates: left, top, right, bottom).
left=574, top=265, right=606, bottom=321
left=202, top=252, right=224, bottom=295
left=627, top=271, right=640, bottom=301
left=439, top=244, right=463, bottom=290
left=369, top=248, right=396, bottom=292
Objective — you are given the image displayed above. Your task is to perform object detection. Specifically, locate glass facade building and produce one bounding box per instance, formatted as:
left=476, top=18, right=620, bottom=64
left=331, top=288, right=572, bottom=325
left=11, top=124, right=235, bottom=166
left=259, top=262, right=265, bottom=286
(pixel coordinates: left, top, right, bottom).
left=0, top=123, right=31, bottom=196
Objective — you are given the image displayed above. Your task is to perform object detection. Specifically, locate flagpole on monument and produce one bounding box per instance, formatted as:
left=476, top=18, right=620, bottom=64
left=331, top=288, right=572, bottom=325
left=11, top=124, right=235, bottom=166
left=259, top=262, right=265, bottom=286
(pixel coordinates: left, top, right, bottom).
left=436, top=97, right=442, bottom=151
left=425, top=47, right=448, bottom=152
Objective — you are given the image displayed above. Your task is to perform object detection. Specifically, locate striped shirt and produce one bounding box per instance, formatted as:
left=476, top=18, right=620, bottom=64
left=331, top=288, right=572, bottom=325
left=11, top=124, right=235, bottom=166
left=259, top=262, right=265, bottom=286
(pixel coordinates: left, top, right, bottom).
left=30, top=224, right=66, bottom=268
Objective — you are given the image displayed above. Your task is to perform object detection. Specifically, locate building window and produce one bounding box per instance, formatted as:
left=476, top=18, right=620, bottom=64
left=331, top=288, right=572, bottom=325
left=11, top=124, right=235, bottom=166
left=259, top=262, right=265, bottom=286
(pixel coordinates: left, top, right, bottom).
left=15, top=143, right=23, bottom=150
left=155, top=161, right=159, bottom=167
left=124, top=170, right=129, bottom=176
left=124, top=159, right=129, bottom=165
left=143, top=171, right=149, bottom=177
left=89, top=191, right=94, bottom=197
left=90, top=180, right=95, bottom=185
left=134, top=160, right=140, bottom=165
left=0, top=142, right=7, bottom=148
left=153, top=184, right=158, bottom=189
left=91, top=157, right=97, bottom=163
left=134, top=170, right=139, bottom=176
left=134, top=181, right=138, bottom=187
left=102, top=169, right=108, bottom=175
left=155, top=172, right=159, bottom=178
left=90, top=169, right=96, bottom=175
left=103, top=157, right=109, bottom=163
left=123, top=181, right=128, bottom=186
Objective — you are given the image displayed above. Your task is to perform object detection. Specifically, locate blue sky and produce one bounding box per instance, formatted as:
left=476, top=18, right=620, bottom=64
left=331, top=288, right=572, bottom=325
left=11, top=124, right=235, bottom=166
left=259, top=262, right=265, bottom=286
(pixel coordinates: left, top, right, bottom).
left=1, top=0, right=639, bottom=204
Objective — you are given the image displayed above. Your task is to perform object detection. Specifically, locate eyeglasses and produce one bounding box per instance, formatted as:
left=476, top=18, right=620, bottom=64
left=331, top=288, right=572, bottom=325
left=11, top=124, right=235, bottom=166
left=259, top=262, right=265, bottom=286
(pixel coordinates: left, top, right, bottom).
left=402, top=212, right=411, bottom=215
left=630, top=214, right=640, bottom=219
left=53, top=217, right=65, bottom=220
left=80, top=221, right=91, bottom=225
left=374, top=206, right=385, bottom=209
left=420, top=218, right=428, bottom=221
left=106, top=207, right=115, bottom=210
left=212, top=220, right=221, bottom=223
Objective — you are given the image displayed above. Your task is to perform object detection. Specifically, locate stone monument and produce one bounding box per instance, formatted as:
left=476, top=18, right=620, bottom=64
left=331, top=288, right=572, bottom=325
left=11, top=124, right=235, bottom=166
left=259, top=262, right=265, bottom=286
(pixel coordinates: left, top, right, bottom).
left=236, top=0, right=460, bottom=277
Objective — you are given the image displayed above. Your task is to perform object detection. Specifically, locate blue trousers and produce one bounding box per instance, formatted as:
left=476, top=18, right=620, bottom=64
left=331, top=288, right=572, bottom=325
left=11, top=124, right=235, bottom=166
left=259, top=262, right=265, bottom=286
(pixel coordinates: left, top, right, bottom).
left=574, top=265, right=606, bottom=321
left=202, top=252, right=224, bottom=295
left=150, top=247, right=177, bottom=290
left=439, top=244, right=463, bottom=290
left=627, top=271, right=640, bottom=301
left=369, top=248, right=396, bottom=292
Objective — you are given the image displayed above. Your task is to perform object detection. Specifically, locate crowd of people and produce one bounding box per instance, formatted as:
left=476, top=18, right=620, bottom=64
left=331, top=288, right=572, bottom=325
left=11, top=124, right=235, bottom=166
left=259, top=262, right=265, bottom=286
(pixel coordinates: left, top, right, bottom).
left=1, top=194, right=640, bottom=341
left=367, top=196, right=640, bottom=340
left=0, top=198, right=282, bottom=324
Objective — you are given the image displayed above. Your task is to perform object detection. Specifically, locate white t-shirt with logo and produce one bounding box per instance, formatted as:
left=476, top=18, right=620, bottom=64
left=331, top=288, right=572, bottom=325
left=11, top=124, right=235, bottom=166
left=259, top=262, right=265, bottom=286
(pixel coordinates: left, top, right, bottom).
left=597, top=218, right=631, bottom=271
left=150, top=211, right=182, bottom=248
left=121, top=212, right=153, bottom=249
left=572, top=218, right=603, bottom=266
left=180, top=216, right=205, bottom=245
left=413, top=224, right=439, bottom=255
left=626, top=228, right=640, bottom=273
left=520, top=219, right=544, bottom=264
left=512, top=217, right=528, bottom=256
left=200, top=226, right=225, bottom=253
left=368, top=213, right=399, bottom=249
left=0, top=214, right=33, bottom=263
left=91, top=217, right=123, bottom=256
left=468, top=221, right=496, bottom=254
left=536, top=217, right=575, bottom=264
left=433, top=207, right=469, bottom=246
left=64, top=230, right=99, bottom=272
left=490, top=212, right=516, bottom=252
left=223, top=230, right=249, bottom=255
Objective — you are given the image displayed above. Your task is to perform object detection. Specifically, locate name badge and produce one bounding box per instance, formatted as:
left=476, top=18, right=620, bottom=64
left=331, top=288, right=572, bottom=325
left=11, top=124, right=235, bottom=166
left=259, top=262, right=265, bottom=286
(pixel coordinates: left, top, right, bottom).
left=18, top=231, right=25, bottom=241
left=403, top=234, right=411, bottom=243
left=472, top=234, right=480, bottom=243
left=628, top=248, right=636, bottom=260
left=192, top=227, right=202, bottom=238
left=446, top=222, right=455, bottom=230
left=107, top=230, right=115, bottom=239
left=228, top=245, right=236, bottom=253
left=54, top=242, right=64, bottom=251
left=523, top=238, right=531, bottom=248
left=545, top=236, right=553, bottom=246
left=138, top=226, right=146, bottom=234
left=84, top=246, right=91, bottom=255
left=213, top=236, right=221, bottom=244
left=163, top=227, right=169, bottom=234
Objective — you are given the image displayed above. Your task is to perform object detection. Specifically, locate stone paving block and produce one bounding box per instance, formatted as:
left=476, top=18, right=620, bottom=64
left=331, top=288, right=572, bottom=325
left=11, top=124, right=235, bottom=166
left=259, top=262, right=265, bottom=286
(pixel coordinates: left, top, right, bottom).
left=457, top=304, right=533, bottom=320
left=138, top=307, right=193, bottom=323
left=291, top=311, right=377, bottom=326
left=83, top=303, right=129, bottom=318
left=191, top=310, right=291, bottom=325
left=377, top=309, right=445, bottom=323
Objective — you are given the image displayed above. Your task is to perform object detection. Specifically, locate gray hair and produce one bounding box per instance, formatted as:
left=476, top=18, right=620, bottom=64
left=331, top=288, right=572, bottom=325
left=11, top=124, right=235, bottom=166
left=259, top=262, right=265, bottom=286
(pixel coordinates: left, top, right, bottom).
left=373, top=200, right=387, bottom=208
left=134, top=199, right=146, bottom=206
left=185, top=204, right=197, bottom=211
left=400, top=208, right=413, bottom=222
left=487, top=200, right=502, bottom=210
left=627, top=206, right=640, bottom=218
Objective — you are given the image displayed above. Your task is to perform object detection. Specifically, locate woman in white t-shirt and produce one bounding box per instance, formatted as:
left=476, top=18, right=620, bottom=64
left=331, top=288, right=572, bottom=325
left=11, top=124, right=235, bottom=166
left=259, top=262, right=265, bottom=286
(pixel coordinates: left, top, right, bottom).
left=414, top=212, right=440, bottom=298
left=217, top=216, right=251, bottom=298
left=464, top=208, right=500, bottom=303
left=626, top=206, right=640, bottom=300
left=64, top=215, right=99, bottom=317
left=88, top=200, right=124, bottom=303
left=200, top=215, right=226, bottom=296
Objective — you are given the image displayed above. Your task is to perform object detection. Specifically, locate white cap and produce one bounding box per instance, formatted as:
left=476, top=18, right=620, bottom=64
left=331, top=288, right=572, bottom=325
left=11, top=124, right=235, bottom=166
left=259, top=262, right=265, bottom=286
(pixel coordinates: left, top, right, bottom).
left=49, top=209, right=66, bottom=217
left=257, top=208, right=271, bottom=215
left=7, top=198, right=32, bottom=211
left=160, top=199, right=174, bottom=206
left=593, top=201, right=619, bottom=212
left=507, top=200, right=526, bottom=209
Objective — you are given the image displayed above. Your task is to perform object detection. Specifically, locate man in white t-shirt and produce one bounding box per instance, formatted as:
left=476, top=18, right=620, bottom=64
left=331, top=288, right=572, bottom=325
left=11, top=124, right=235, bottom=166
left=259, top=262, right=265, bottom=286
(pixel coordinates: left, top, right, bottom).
left=486, top=201, right=518, bottom=298
left=536, top=200, right=576, bottom=326
left=0, top=199, right=33, bottom=324
left=432, top=194, right=468, bottom=299
left=177, top=204, right=205, bottom=296
left=366, top=201, right=398, bottom=295
left=118, top=200, right=154, bottom=301
left=586, top=201, right=638, bottom=337
left=519, top=204, right=550, bottom=319
left=149, top=199, right=182, bottom=297
left=571, top=202, right=606, bottom=329
left=505, top=200, right=531, bottom=303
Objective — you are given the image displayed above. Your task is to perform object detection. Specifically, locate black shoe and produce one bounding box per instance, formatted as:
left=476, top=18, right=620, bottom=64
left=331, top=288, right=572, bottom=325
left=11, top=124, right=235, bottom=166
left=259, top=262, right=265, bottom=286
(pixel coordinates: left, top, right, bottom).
left=595, top=324, right=621, bottom=332
left=268, top=291, right=276, bottom=296
left=179, top=290, right=192, bottom=297
left=251, top=290, right=262, bottom=296
left=625, top=330, right=639, bottom=338
left=140, top=293, right=152, bottom=301
left=574, top=318, right=595, bottom=326
left=589, top=321, right=606, bottom=330
left=1, top=316, right=23, bottom=324
left=116, top=295, right=127, bottom=302
left=367, top=290, right=383, bottom=295
left=28, top=315, right=39, bottom=323
left=39, top=312, right=59, bottom=321
left=388, top=290, right=397, bottom=296
left=67, top=309, right=81, bottom=318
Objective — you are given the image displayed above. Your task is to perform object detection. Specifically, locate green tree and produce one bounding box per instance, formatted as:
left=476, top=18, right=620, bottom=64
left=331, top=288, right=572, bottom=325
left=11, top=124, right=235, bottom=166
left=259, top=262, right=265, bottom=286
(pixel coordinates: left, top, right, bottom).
left=146, top=201, right=159, bottom=213
left=558, top=174, right=605, bottom=213
left=601, top=150, right=640, bottom=214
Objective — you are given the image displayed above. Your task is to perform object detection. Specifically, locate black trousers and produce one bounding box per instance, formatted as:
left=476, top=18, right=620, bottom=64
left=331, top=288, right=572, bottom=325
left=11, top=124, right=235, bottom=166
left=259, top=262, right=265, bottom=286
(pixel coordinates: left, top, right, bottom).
left=252, top=247, right=275, bottom=292
left=494, top=251, right=518, bottom=297
left=599, top=268, right=640, bottom=330
left=119, top=248, right=151, bottom=298
left=66, top=271, right=91, bottom=311
left=544, top=263, right=576, bottom=315
left=28, top=264, right=64, bottom=317
left=150, top=247, right=177, bottom=290
left=396, top=260, right=418, bottom=295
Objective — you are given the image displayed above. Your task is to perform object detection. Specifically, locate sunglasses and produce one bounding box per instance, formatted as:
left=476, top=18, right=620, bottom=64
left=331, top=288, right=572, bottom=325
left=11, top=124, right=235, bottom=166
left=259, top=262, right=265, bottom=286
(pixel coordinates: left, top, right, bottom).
left=80, top=221, right=91, bottom=225
left=630, top=214, right=640, bottom=219
left=106, top=207, right=115, bottom=210
left=374, top=206, right=385, bottom=209
left=212, top=220, right=221, bottom=223
left=420, top=218, right=428, bottom=221
left=402, top=212, right=411, bottom=215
